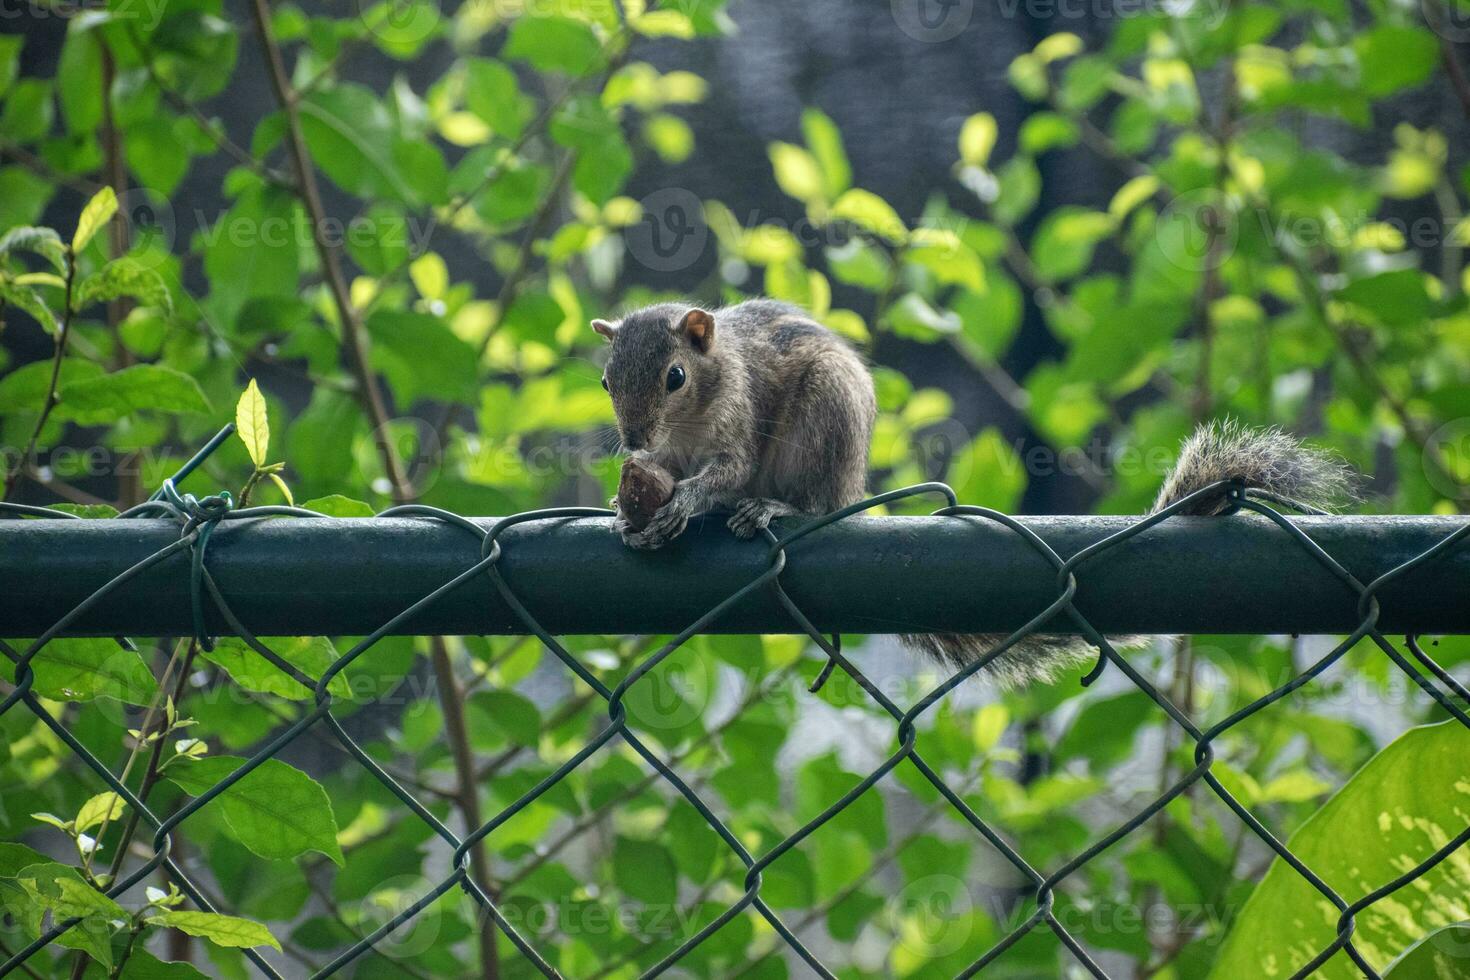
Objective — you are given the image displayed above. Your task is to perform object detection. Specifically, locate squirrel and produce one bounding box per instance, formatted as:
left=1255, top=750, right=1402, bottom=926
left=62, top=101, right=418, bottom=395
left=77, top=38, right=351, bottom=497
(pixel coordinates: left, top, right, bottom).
left=592, top=300, right=1354, bottom=685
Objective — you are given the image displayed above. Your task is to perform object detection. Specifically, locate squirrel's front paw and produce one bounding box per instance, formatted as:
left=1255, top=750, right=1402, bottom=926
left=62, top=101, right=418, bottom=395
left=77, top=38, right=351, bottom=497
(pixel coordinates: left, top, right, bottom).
left=622, top=498, right=690, bottom=550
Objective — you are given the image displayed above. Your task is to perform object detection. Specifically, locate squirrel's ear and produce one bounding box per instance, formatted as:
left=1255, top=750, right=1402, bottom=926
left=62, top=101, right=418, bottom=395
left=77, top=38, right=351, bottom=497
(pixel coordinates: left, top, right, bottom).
left=591, top=319, right=618, bottom=342
left=677, top=309, right=715, bottom=353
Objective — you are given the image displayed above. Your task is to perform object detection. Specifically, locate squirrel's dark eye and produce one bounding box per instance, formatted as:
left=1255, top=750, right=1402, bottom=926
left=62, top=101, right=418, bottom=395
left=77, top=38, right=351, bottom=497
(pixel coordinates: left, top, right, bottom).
left=666, top=364, right=686, bottom=392
left=601, top=376, right=609, bottom=391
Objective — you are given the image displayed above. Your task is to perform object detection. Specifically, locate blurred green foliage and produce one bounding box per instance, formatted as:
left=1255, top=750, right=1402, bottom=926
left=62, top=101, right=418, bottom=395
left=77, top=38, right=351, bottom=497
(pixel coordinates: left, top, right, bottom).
left=2, top=0, right=1470, bottom=976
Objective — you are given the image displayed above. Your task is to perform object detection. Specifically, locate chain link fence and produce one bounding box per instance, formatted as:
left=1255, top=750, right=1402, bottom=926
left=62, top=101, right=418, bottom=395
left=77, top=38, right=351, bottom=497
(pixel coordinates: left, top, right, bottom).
left=1, top=428, right=1468, bottom=979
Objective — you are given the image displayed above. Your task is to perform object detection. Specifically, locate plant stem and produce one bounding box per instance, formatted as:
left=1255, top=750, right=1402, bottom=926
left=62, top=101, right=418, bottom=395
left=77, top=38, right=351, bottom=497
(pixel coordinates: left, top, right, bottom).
left=427, top=637, right=501, bottom=980
left=246, top=0, right=413, bottom=504
left=246, top=5, right=505, bottom=974
left=98, top=36, right=144, bottom=508
left=4, top=249, right=78, bottom=500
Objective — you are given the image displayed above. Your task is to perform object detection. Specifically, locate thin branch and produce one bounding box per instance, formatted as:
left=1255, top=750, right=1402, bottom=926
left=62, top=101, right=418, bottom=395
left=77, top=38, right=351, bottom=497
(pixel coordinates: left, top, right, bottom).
left=247, top=0, right=412, bottom=502
left=4, top=248, right=78, bottom=500
left=247, top=6, right=503, bottom=975
left=16, top=468, right=111, bottom=507
left=1439, top=34, right=1470, bottom=120
left=426, top=637, right=501, bottom=980
left=0, top=141, right=104, bottom=197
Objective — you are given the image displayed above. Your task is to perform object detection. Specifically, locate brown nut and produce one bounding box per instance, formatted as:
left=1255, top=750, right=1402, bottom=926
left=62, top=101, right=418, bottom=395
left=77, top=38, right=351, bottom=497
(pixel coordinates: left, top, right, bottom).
left=617, top=457, right=676, bottom=531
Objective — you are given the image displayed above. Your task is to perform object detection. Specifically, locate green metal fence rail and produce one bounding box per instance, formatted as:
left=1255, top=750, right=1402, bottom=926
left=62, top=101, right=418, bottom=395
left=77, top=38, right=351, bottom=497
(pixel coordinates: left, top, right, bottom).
left=2, top=427, right=1468, bottom=979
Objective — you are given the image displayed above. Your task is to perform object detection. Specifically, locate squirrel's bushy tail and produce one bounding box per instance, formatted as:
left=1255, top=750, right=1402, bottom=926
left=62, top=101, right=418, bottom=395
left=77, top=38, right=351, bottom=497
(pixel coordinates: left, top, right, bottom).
left=902, top=420, right=1354, bottom=686
left=1149, top=419, right=1354, bottom=517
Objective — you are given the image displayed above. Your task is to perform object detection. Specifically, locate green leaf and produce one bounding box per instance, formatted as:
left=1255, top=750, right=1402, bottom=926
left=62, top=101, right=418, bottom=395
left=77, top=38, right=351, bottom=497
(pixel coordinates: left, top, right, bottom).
left=74, top=792, right=124, bottom=834
left=801, top=108, right=850, bottom=198
left=0, top=277, right=61, bottom=335
left=57, top=29, right=101, bottom=136
left=1029, top=207, right=1114, bottom=282
left=0, top=844, right=50, bottom=877
left=468, top=690, right=542, bottom=748
left=146, top=910, right=281, bottom=951
left=72, top=186, right=117, bottom=253
left=1354, top=25, right=1438, bottom=98
left=74, top=258, right=172, bottom=313
left=830, top=189, right=906, bottom=242
left=0, top=359, right=102, bottom=412
left=1383, top=923, right=1470, bottom=978
left=958, top=112, right=998, bottom=168
left=1018, top=111, right=1079, bottom=155
left=884, top=293, right=960, bottom=341
left=54, top=365, right=211, bottom=425
left=202, top=185, right=301, bottom=327
left=992, top=156, right=1040, bottom=225
left=46, top=503, right=119, bottom=519
left=266, top=471, right=294, bottom=505
left=769, top=141, right=825, bottom=203
left=825, top=239, right=892, bottom=292
left=1208, top=722, right=1470, bottom=979
left=1055, top=691, right=1155, bottom=769
left=235, top=379, right=269, bottom=468
left=613, top=837, right=678, bottom=906
left=504, top=16, right=602, bottom=75
left=1108, top=174, right=1160, bottom=220
left=366, top=309, right=479, bottom=404
left=0, top=225, right=67, bottom=271
left=200, top=637, right=352, bottom=701
left=2, top=862, right=126, bottom=967
left=948, top=428, right=1027, bottom=512
left=2, top=638, right=158, bottom=705
left=408, top=253, right=448, bottom=301
left=905, top=229, right=985, bottom=290
left=953, top=275, right=1022, bottom=358
left=168, top=756, right=344, bottom=866
left=298, top=85, right=417, bottom=205
left=464, top=58, right=530, bottom=139
left=0, top=34, right=20, bottom=99
left=1337, top=269, right=1433, bottom=328
left=30, top=812, right=71, bottom=833
left=0, top=82, right=52, bottom=145
left=102, top=949, right=210, bottom=979
left=125, top=117, right=193, bottom=197
left=300, top=494, right=375, bottom=517
left=972, top=703, right=1009, bottom=752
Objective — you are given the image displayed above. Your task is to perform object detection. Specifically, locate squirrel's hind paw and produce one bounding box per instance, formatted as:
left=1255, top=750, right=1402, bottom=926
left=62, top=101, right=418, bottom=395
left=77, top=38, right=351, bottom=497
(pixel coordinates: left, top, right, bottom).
left=727, top=498, right=798, bottom=538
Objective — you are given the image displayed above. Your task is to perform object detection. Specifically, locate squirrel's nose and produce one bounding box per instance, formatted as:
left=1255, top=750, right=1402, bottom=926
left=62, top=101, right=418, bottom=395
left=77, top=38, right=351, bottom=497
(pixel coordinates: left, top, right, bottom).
left=624, top=430, right=646, bottom=451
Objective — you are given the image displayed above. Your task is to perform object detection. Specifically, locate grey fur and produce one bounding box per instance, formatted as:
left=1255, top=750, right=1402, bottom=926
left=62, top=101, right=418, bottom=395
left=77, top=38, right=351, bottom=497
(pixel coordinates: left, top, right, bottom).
left=596, top=300, right=875, bottom=549
left=597, top=302, right=1354, bottom=685
left=902, top=419, right=1355, bottom=685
